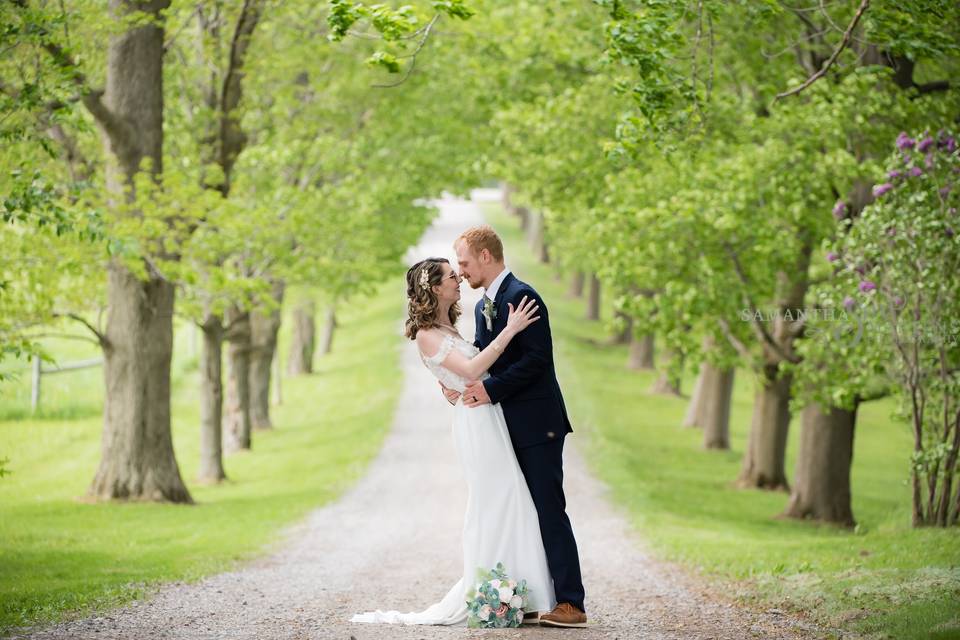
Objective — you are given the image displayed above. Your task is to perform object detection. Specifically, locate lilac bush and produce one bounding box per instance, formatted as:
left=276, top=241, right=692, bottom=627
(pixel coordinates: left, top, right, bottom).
left=828, top=129, right=960, bottom=527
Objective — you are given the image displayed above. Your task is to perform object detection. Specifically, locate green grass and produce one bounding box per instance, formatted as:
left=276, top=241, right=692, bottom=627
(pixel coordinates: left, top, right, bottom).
left=0, top=280, right=405, bottom=635
left=482, top=202, right=960, bottom=640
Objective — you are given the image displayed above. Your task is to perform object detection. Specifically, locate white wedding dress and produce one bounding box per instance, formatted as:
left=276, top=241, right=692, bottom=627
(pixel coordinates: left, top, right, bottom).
left=351, top=332, right=557, bottom=625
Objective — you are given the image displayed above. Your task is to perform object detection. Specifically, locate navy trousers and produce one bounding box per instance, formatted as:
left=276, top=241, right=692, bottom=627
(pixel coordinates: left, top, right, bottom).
left=513, top=436, right=585, bottom=612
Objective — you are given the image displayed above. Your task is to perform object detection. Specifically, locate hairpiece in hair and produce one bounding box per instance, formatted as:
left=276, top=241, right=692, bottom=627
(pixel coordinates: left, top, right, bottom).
left=418, top=266, right=431, bottom=290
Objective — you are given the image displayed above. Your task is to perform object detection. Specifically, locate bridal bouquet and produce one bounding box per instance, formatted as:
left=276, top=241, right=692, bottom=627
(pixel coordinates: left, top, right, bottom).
left=465, top=562, right=530, bottom=628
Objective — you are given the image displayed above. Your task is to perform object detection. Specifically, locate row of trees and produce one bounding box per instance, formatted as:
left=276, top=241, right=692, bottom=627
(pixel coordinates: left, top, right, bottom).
left=0, top=1, right=483, bottom=499
left=329, top=0, right=959, bottom=528
left=475, top=0, right=959, bottom=528
left=3, top=0, right=958, bottom=530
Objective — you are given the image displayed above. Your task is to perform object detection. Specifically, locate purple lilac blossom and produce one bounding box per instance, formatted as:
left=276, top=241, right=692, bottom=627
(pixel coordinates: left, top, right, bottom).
left=940, top=185, right=952, bottom=199
left=843, top=296, right=856, bottom=311
left=859, top=280, right=876, bottom=293
left=908, top=166, right=923, bottom=177
left=873, top=183, right=894, bottom=197
left=888, top=169, right=903, bottom=180
left=826, top=251, right=839, bottom=262
left=896, top=132, right=915, bottom=150
left=832, top=200, right=847, bottom=219
left=918, top=136, right=935, bottom=152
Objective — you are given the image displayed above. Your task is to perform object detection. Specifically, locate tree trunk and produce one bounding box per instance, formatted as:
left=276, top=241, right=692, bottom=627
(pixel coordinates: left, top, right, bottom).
left=287, top=299, right=316, bottom=375
left=192, top=0, right=264, bottom=463
left=782, top=402, right=857, bottom=526
left=683, top=367, right=706, bottom=428
left=537, top=212, right=550, bottom=264
left=223, top=306, right=252, bottom=452
left=86, top=0, right=191, bottom=503
left=610, top=312, right=632, bottom=345
left=650, top=371, right=682, bottom=395
left=737, top=233, right=812, bottom=491
left=320, top=302, right=337, bottom=355
left=568, top=271, right=585, bottom=298
left=272, top=344, right=282, bottom=405
left=701, top=366, right=735, bottom=450
left=501, top=182, right=515, bottom=215
left=737, top=365, right=792, bottom=490
left=683, top=334, right=733, bottom=449
left=517, top=206, right=530, bottom=232
left=249, top=280, right=285, bottom=431
left=649, top=348, right=683, bottom=396
left=528, top=211, right=547, bottom=261
left=90, top=265, right=190, bottom=502
left=628, top=332, right=655, bottom=370
left=198, top=313, right=226, bottom=483
left=586, top=274, right=601, bottom=321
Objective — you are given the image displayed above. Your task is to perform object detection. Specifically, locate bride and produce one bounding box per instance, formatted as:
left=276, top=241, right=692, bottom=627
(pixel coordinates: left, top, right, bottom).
left=350, top=257, right=557, bottom=625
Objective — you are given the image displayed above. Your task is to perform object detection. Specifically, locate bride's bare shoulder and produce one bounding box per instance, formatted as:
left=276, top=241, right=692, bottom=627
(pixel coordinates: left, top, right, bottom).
left=416, top=328, right=446, bottom=358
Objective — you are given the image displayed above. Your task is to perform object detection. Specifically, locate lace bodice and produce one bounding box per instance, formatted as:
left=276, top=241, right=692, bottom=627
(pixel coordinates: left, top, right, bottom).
left=419, top=332, right=489, bottom=392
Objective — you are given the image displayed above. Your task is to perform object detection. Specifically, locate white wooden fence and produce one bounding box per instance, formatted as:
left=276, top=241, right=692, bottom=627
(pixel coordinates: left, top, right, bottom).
left=30, top=355, right=102, bottom=412
left=28, top=334, right=282, bottom=412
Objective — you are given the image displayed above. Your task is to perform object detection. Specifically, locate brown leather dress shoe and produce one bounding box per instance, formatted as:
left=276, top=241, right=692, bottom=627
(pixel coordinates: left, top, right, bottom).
left=539, top=602, right=587, bottom=628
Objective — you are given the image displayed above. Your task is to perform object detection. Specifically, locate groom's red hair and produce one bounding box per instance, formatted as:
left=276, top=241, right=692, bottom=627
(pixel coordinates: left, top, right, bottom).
left=456, top=225, right=504, bottom=262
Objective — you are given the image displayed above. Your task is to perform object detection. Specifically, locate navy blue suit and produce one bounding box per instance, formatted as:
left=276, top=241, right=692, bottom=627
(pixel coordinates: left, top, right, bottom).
left=474, top=272, right=585, bottom=612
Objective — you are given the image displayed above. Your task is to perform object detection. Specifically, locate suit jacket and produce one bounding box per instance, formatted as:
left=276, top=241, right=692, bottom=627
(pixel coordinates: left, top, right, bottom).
left=474, top=273, right=573, bottom=449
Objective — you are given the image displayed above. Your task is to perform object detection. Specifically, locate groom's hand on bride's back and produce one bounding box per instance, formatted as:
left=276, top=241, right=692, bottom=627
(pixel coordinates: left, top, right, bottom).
left=439, top=382, right=461, bottom=406
left=462, top=380, right=491, bottom=408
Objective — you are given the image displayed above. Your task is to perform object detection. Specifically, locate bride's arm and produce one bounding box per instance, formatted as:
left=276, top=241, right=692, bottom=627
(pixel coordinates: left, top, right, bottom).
left=417, top=297, right=539, bottom=381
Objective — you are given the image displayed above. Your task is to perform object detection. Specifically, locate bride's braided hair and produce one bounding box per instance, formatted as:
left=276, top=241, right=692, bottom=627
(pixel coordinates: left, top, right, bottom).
left=405, top=258, right=461, bottom=339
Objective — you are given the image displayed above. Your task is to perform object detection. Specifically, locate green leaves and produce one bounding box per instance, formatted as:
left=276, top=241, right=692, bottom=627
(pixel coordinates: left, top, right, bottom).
left=592, top=0, right=717, bottom=144
left=366, top=4, right=419, bottom=41
left=327, top=0, right=475, bottom=79
left=431, top=0, right=474, bottom=20
left=327, top=0, right=474, bottom=44
left=366, top=51, right=401, bottom=72
left=865, top=1, right=960, bottom=61
left=327, top=0, right=369, bottom=41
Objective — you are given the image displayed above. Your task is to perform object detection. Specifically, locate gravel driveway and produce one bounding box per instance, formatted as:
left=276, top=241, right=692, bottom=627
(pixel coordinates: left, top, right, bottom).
left=6, top=193, right=840, bottom=640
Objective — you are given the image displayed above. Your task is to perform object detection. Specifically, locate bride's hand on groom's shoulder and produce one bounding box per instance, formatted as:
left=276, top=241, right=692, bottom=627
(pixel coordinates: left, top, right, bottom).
left=505, top=296, right=540, bottom=334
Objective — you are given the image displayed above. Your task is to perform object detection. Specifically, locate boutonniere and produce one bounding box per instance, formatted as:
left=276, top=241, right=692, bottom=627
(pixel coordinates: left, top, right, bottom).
left=482, top=296, right=498, bottom=331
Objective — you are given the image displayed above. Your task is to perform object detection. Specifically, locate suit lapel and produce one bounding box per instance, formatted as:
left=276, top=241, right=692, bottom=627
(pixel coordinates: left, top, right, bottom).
left=475, top=299, right=490, bottom=345
left=491, top=273, right=515, bottom=335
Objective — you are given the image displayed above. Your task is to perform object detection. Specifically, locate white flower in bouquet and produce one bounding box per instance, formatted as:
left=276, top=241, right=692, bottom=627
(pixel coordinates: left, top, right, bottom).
left=479, top=604, right=493, bottom=620
left=490, top=579, right=501, bottom=589
left=510, top=595, right=523, bottom=609
left=498, top=586, right=514, bottom=603
left=508, top=579, right=517, bottom=589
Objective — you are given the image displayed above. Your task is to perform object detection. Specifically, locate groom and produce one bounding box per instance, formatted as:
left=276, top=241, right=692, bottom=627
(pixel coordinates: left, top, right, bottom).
left=443, top=224, right=587, bottom=628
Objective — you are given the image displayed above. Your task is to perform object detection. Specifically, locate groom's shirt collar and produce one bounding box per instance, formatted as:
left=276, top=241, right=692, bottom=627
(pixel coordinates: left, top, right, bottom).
left=484, top=267, right=511, bottom=302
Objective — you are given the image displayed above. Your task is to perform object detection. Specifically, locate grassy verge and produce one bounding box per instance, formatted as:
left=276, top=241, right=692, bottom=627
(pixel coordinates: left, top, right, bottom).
left=0, top=280, right=404, bottom=635
left=482, top=202, right=960, bottom=640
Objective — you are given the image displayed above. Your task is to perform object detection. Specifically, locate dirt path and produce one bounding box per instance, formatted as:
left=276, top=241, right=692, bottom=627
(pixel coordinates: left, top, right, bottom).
left=8, top=193, right=836, bottom=640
